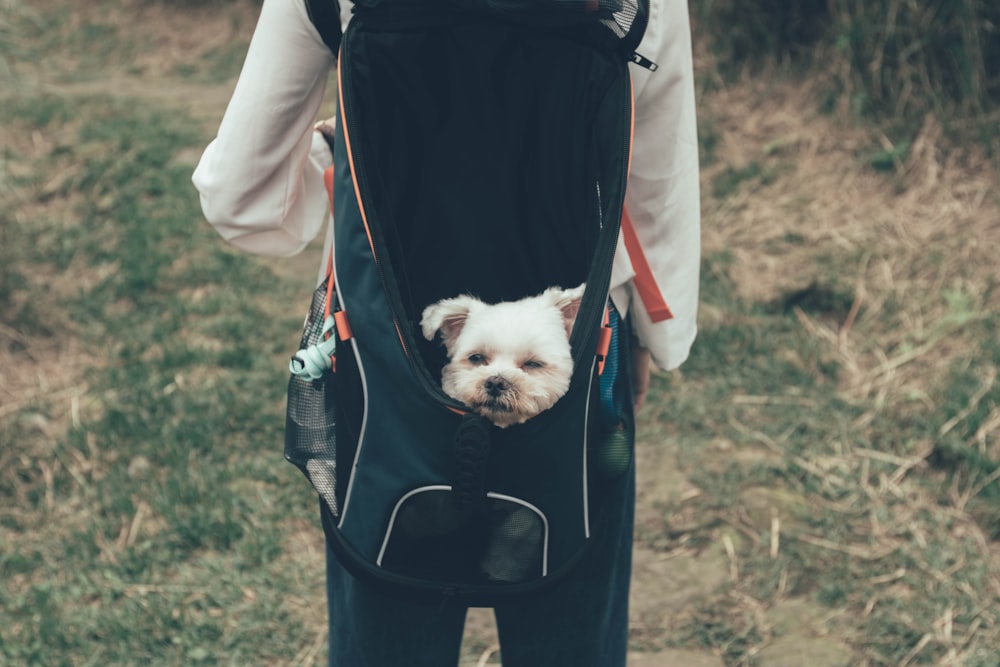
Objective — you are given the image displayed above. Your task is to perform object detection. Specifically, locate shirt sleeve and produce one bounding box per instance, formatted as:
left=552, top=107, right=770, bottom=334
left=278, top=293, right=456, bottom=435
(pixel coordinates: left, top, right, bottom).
left=192, top=0, right=336, bottom=257
left=610, top=0, right=702, bottom=371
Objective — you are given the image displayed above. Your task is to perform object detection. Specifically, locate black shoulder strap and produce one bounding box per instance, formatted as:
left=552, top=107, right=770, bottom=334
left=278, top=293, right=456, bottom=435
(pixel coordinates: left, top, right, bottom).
left=305, top=1, right=649, bottom=65
left=304, top=0, right=343, bottom=55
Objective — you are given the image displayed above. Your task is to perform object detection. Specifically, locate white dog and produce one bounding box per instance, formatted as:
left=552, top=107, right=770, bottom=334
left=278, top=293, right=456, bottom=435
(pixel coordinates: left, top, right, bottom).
left=420, top=284, right=586, bottom=427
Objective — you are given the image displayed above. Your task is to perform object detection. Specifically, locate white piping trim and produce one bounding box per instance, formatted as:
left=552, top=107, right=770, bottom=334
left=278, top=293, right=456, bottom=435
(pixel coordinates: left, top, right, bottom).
left=336, top=284, right=370, bottom=528
left=580, top=294, right=611, bottom=540
left=582, top=356, right=596, bottom=540
left=375, top=485, right=452, bottom=566
left=374, top=487, right=551, bottom=577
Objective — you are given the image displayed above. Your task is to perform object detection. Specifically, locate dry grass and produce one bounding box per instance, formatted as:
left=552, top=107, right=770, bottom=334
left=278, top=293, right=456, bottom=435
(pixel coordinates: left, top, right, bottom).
left=700, top=72, right=999, bottom=397
left=691, top=0, right=1000, bottom=154
left=2, top=1, right=999, bottom=665
left=687, top=57, right=1000, bottom=661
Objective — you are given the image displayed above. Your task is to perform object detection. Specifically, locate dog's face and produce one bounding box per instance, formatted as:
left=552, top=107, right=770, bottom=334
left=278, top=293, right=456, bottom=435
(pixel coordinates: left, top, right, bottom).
left=421, top=284, right=585, bottom=428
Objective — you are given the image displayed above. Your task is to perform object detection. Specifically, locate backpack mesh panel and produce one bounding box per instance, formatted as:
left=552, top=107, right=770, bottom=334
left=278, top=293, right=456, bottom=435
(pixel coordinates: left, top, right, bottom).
left=481, top=504, right=544, bottom=582
left=285, top=281, right=339, bottom=516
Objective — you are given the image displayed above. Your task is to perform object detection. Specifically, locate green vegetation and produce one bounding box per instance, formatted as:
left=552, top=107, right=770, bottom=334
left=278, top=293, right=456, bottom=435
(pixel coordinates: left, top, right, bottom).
left=643, top=265, right=1000, bottom=664
left=0, top=89, right=327, bottom=663
left=693, top=0, right=1000, bottom=155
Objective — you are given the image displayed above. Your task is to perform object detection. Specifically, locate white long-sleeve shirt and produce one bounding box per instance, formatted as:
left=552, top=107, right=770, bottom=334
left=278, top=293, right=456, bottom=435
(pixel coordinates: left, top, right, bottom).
left=193, top=0, right=700, bottom=370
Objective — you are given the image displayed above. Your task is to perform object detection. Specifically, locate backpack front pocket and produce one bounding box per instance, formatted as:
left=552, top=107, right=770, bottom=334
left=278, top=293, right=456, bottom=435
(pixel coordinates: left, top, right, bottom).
left=378, top=486, right=549, bottom=584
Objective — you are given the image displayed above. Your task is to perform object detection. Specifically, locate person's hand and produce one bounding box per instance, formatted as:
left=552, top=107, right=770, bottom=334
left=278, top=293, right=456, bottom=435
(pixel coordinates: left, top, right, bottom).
left=632, top=341, right=652, bottom=412
left=314, top=116, right=337, bottom=152
left=314, top=116, right=336, bottom=138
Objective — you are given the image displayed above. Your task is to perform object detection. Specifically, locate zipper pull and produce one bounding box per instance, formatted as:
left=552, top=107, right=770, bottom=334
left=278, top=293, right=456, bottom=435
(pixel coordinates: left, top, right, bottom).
left=629, top=52, right=658, bottom=71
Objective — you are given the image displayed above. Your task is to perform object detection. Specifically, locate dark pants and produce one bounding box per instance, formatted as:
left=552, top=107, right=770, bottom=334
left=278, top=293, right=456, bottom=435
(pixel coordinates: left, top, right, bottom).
left=325, top=463, right=635, bottom=667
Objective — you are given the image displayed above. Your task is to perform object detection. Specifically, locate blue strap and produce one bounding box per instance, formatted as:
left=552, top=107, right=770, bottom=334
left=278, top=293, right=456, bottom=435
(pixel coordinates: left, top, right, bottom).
left=598, top=307, right=623, bottom=430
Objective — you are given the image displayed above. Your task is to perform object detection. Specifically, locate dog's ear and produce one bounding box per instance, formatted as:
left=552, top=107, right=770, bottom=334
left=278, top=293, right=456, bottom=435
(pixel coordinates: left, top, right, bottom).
left=420, top=295, right=480, bottom=353
left=546, top=283, right=586, bottom=336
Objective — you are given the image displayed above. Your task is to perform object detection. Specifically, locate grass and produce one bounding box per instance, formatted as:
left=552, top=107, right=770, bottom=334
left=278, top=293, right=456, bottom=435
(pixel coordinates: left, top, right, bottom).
left=691, top=0, right=1000, bottom=160
left=1, top=5, right=327, bottom=659
left=644, top=258, right=1000, bottom=663
left=0, top=89, right=327, bottom=664
left=3, top=1, right=1000, bottom=666
left=649, top=44, right=999, bottom=660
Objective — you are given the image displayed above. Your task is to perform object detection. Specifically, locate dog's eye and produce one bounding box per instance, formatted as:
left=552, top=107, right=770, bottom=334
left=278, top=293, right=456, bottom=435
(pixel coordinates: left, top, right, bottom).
left=468, top=353, right=488, bottom=365
left=523, top=360, right=545, bottom=370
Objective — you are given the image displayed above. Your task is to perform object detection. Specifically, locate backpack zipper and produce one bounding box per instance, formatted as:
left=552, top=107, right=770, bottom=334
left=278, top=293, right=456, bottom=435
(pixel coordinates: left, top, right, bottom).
left=629, top=51, right=658, bottom=71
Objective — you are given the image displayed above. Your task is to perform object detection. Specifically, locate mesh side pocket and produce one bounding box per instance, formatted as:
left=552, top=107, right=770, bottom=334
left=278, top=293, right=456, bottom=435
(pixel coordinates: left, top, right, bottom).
left=594, top=305, right=633, bottom=480
left=285, top=282, right=339, bottom=516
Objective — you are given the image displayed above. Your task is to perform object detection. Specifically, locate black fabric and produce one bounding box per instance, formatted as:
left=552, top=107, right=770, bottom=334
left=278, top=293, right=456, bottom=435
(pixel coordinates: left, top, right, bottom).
left=351, top=0, right=649, bottom=56
left=305, top=0, right=650, bottom=65
left=304, top=0, right=343, bottom=54
left=340, top=10, right=629, bottom=377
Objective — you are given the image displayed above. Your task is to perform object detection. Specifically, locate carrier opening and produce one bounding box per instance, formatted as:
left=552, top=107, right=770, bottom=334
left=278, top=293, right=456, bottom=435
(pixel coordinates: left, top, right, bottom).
left=339, top=14, right=630, bottom=379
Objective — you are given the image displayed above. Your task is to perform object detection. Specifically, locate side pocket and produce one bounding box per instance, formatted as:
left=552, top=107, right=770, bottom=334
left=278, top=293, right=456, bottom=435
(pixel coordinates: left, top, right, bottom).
left=593, top=305, right=634, bottom=480
left=285, top=280, right=340, bottom=515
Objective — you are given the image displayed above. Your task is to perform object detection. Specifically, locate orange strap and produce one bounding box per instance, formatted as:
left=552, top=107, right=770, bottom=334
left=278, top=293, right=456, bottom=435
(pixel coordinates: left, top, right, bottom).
left=322, top=166, right=336, bottom=319
left=323, top=165, right=335, bottom=210
left=321, top=165, right=352, bottom=351
left=334, top=310, right=353, bottom=342
left=596, top=307, right=613, bottom=375
left=621, top=207, right=673, bottom=323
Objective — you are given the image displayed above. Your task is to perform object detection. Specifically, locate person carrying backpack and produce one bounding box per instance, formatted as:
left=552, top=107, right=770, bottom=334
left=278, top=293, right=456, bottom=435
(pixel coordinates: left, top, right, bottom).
left=193, top=0, right=699, bottom=664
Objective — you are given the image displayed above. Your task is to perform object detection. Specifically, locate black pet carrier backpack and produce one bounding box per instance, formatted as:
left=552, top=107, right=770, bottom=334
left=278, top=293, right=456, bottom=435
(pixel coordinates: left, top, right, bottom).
left=286, top=0, right=658, bottom=605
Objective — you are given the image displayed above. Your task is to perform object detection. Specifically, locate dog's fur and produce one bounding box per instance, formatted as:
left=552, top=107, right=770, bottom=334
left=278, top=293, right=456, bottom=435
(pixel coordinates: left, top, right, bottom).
left=420, top=284, right=585, bottom=427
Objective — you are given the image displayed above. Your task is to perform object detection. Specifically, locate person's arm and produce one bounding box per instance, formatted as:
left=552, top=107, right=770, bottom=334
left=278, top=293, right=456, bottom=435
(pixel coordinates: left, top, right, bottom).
left=614, top=0, right=701, bottom=375
left=631, top=342, right=653, bottom=411
left=192, top=0, right=336, bottom=256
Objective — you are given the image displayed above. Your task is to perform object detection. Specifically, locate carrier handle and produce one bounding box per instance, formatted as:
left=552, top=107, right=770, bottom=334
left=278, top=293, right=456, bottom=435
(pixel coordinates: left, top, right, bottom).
left=452, top=414, right=492, bottom=514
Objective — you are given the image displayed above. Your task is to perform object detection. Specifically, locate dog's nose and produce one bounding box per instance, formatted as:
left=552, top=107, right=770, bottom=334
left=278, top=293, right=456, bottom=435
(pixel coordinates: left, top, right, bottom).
left=484, top=377, right=511, bottom=397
